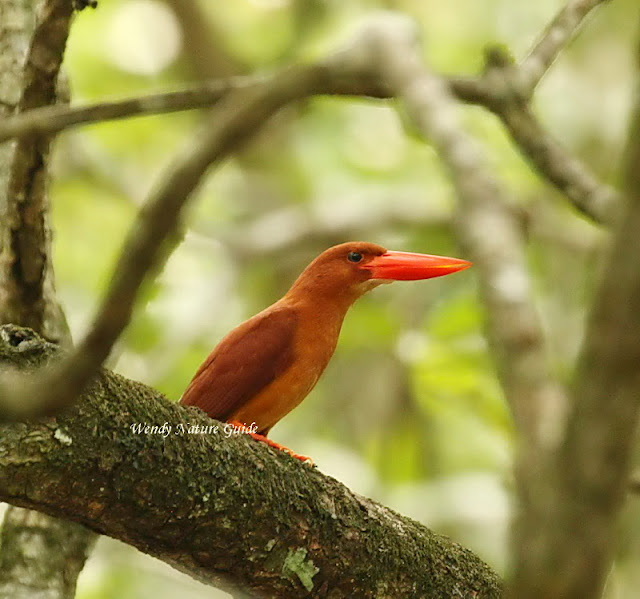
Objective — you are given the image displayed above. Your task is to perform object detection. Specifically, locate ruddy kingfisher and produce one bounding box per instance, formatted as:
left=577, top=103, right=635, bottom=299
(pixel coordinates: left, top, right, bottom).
left=180, top=241, right=471, bottom=460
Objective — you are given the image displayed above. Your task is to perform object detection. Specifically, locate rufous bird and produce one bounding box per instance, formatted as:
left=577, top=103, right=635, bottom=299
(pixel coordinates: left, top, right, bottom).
left=180, top=242, right=471, bottom=461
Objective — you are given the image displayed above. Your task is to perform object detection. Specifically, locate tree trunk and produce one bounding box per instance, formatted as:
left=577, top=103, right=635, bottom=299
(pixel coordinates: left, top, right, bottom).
left=0, top=2, right=95, bottom=597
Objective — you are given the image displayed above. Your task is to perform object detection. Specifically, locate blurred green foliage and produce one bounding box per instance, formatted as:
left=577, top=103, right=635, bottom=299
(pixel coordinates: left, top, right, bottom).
left=45, top=0, right=640, bottom=596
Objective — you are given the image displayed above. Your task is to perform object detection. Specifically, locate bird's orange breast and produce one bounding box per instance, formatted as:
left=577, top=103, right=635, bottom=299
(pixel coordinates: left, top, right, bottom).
left=228, top=305, right=342, bottom=433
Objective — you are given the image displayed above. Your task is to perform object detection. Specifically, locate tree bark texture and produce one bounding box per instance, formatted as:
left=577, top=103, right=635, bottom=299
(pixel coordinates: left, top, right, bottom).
left=0, top=2, right=95, bottom=598
left=0, top=506, right=95, bottom=599
left=0, top=0, right=72, bottom=344
left=0, top=324, right=502, bottom=599
left=509, top=39, right=640, bottom=598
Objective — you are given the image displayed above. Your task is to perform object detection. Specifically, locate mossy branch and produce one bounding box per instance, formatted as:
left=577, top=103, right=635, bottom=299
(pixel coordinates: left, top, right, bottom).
left=0, top=325, right=502, bottom=599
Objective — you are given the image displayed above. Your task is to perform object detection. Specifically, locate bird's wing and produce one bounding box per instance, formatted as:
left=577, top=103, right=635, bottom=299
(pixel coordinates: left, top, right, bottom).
left=179, top=307, right=297, bottom=422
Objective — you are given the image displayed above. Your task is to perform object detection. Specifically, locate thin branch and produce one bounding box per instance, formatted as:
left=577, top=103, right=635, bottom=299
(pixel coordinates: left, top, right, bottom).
left=448, top=0, right=610, bottom=104
left=447, top=76, right=492, bottom=105
left=497, top=103, right=619, bottom=225
left=449, top=1, right=620, bottom=225
left=0, top=51, right=392, bottom=422
left=0, top=75, right=389, bottom=145
left=0, top=64, right=315, bottom=421
left=0, top=325, right=503, bottom=599
left=0, top=0, right=616, bottom=231
left=520, top=0, right=610, bottom=96
left=0, top=82, right=237, bottom=144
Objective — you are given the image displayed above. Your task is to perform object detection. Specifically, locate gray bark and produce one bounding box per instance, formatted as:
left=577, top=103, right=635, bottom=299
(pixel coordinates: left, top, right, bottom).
left=0, top=2, right=95, bottom=598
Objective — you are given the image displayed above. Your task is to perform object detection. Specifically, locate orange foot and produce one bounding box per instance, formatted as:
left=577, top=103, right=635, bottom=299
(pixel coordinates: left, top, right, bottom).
left=228, top=421, right=314, bottom=465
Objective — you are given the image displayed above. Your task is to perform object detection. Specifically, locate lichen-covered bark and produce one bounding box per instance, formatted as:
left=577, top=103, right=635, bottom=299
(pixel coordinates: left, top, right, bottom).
left=0, top=0, right=72, bottom=344
left=0, top=3, right=95, bottom=597
left=0, top=507, right=96, bottom=599
left=0, top=325, right=503, bottom=598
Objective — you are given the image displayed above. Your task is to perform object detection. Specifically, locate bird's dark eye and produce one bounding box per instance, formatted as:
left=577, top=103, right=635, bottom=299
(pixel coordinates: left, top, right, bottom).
left=347, top=251, right=363, bottom=263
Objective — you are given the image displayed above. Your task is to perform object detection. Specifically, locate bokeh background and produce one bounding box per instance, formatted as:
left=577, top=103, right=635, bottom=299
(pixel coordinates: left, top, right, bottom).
left=10, top=0, right=636, bottom=596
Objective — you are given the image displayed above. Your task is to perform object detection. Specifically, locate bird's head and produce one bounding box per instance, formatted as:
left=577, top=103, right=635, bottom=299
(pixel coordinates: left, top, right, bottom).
left=286, top=241, right=471, bottom=305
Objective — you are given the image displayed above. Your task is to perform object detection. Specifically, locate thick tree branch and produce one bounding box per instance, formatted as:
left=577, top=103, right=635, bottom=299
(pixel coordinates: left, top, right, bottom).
left=349, top=15, right=567, bottom=450
left=510, top=39, right=640, bottom=598
left=0, top=507, right=96, bottom=599
left=0, top=325, right=502, bottom=599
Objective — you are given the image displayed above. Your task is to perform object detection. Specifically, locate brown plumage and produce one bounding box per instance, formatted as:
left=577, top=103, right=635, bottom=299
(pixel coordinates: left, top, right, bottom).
left=180, top=241, right=471, bottom=457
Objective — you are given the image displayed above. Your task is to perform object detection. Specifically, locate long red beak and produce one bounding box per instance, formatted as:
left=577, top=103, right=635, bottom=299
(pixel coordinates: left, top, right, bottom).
left=361, top=250, right=472, bottom=281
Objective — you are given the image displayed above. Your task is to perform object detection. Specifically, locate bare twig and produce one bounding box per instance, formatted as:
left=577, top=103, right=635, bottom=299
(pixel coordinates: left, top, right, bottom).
left=449, top=0, right=609, bottom=104
left=451, top=73, right=617, bottom=223
left=450, top=0, right=619, bottom=225
left=498, top=103, right=619, bottom=225
left=0, top=0, right=616, bottom=230
left=0, top=84, right=233, bottom=144
left=0, top=75, right=389, bottom=145
left=520, top=0, right=609, bottom=96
